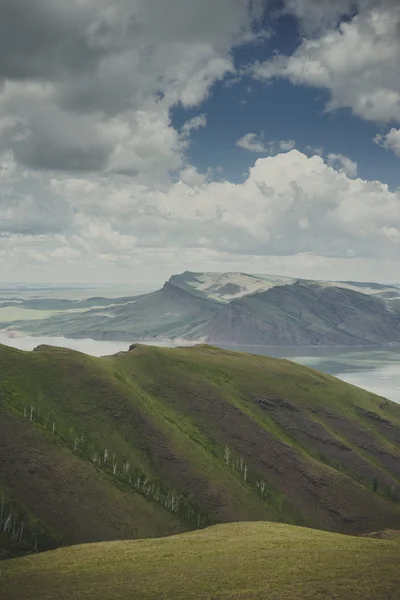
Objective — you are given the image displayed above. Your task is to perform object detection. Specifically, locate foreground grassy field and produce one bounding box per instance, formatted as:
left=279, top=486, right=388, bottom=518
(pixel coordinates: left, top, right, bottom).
left=2, top=522, right=400, bottom=600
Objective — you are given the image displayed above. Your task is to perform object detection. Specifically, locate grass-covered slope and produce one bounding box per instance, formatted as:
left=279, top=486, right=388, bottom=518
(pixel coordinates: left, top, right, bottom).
left=2, top=522, right=400, bottom=600
left=1, top=343, right=400, bottom=559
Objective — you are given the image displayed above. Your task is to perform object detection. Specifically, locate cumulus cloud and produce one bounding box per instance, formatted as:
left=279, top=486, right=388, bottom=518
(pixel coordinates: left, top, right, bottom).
left=374, top=129, right=400, bottom=157
left=0, top=0, right=263, bottom=176
left=254, top=2, right=400, bottom=124
left=306, top=145, right=324, bottom=156
left=182, top=115, right=208, bottom=135
left=0, top=0, right=399, bottom=284
left=327, top=153, right=358, bottom=178
left=237, top=133, right=267, bottom=152
left=278, top=140, right=296, bottom=151
left=0, top=153, right=74, bottom=234
left=0, top=0, right=271, bottom=281
left=283, top=0, right=362, bottom=35
left=1, top=150, right=398, bottom=282
left=237, top=134, right=296, bottom=153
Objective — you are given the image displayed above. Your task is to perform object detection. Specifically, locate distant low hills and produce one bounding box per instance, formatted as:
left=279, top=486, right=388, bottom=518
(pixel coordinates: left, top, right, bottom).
left=11, top=271, right=400, bottom=346
left=1, top=343, right=400, bottom=559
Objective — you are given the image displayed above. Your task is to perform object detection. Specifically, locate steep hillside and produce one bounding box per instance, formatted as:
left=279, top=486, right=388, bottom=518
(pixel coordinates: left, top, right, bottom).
left=189, top=281, right=400, bottom=345
left=17, top=280, right=220, bottom=340
left=1, top=343, right=400, bottom=559
left=3, top=522, right=400, bottom=600
left=11, top=272, right=400, bottom=345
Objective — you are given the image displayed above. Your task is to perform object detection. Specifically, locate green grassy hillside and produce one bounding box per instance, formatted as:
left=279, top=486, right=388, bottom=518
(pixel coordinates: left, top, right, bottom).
left=1, top=343, right=400, bottom=559
left=2, top=522, right=400, bottom=600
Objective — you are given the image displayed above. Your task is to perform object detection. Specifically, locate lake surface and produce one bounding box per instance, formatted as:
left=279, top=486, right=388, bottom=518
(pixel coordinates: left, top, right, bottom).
left=1, top=331, right=399, bottom=404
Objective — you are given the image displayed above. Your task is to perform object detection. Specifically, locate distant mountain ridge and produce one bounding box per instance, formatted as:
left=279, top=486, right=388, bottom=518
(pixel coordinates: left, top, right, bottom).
left=187, top=280, right=400, bottom=346
left=9, top=271, right=400, bottom=346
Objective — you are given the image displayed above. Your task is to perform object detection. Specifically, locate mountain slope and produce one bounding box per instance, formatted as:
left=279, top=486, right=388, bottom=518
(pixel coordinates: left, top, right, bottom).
left=16, top=279, right=220, bottom=340
left=1, top=343, right=400, bottom=559
left=188, top=281, right=400, bottom=345
left=11, top=271, right=400, bottom=346
left=3, top=522, right=400, bottom=600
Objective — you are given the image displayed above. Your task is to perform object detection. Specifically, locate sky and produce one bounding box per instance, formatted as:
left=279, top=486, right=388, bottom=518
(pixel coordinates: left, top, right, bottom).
left=0, top=0, right=399, bottom=286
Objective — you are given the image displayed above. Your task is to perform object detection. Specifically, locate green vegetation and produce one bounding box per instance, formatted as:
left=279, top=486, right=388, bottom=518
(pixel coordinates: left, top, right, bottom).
left=1, top=342, right=400, bottom=560
left=2, top=522, right=400, bottom=600
left=0, top=492, right=61, bottom=560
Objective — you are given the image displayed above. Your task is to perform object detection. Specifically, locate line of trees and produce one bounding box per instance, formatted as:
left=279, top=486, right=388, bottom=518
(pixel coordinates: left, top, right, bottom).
left=223, top=445, right=283, bottom=506
left=0, top=497, right=28, bottom=555
left=6, top=392, right=210, bottom=531
left=0, top=496, right=59, bottom=559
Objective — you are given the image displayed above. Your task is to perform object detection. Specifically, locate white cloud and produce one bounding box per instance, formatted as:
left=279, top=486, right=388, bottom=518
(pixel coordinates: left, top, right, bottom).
left=237, top=133, right=267, bottom=152
left=181, top=115, right=208, bottom=137
left=0, top=0, right=399, bottom=285
left=237, top=133, right=296, bottom=154
left=0, top=0, right=263, bottom=178
left=327, top=153, right=358, bottom=178
left=254, top=3, right=400, bottom=124
left=284, top=0, right=364, bottom=35
left=279, top=140, right=296, bottom=151
left=306, top=145, right=324, bottom=156
left=374, top=128, right=400, bottom=157
left=1, top=149, right=399, bottom=283
left=0, top=0, right=276, bottom=283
